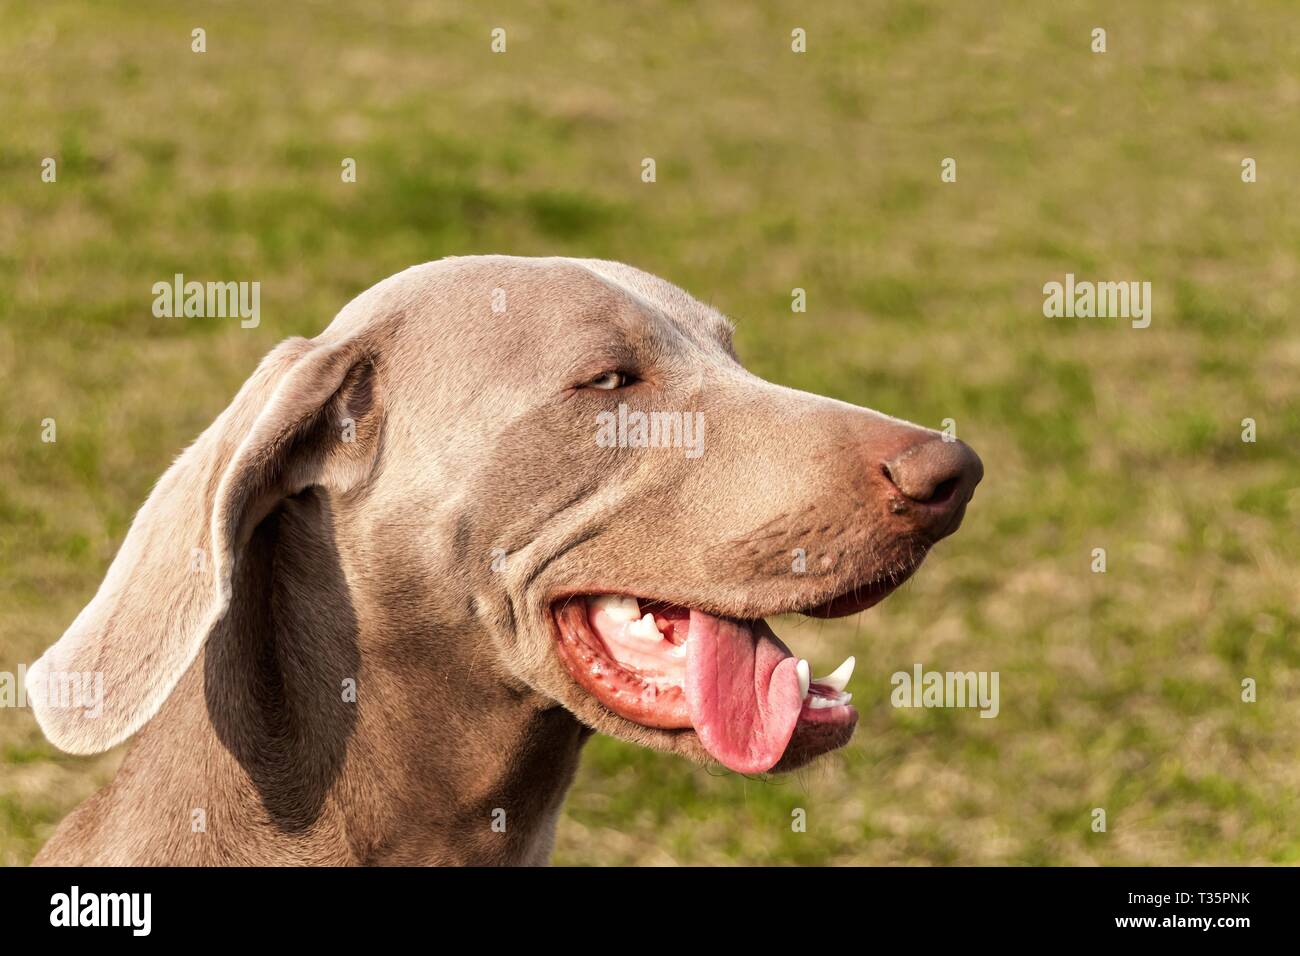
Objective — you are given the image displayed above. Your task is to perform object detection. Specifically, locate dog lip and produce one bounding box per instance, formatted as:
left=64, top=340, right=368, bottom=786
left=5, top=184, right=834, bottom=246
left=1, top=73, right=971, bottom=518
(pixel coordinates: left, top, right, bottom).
left=795, top=570, right=915, bottom=618
left=546, top=560, right=919, bottom=626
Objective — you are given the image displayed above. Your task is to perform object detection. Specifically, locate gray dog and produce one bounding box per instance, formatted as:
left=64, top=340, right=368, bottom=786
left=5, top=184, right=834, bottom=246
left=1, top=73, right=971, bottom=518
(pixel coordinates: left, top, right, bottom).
left=28, top=257, right=981, bottom=864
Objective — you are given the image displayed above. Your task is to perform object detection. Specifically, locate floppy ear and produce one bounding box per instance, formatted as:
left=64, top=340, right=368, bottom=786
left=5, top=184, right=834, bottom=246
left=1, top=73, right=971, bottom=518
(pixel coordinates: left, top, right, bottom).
left=28, top=335, right=381, bottom=754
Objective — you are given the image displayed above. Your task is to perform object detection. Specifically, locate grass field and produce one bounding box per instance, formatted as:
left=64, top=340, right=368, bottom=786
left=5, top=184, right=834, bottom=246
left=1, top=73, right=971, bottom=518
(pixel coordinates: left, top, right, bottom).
left=1, top=0, right=1298, bottom=865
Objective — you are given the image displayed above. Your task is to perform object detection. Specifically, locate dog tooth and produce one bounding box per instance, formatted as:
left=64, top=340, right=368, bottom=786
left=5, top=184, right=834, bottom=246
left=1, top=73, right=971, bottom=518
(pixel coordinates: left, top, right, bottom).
left=590, top=594, right=641, bottom=622
left=796, top=659, right=810, bottom=700
left=625, top=613, right=662, bottom=641
left=815, top=656, right=856, bottom=693
left=807, top=691, right=851, bottom=710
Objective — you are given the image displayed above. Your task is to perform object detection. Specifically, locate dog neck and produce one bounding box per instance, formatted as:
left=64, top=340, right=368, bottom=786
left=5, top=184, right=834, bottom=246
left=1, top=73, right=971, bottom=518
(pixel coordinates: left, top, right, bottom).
left=46, top=494, right=590, bottom=865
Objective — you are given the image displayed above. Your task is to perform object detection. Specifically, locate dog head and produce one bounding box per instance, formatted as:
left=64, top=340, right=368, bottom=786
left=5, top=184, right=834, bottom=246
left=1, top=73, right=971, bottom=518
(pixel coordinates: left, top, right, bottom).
left=30, top=256, right=981, bottom=775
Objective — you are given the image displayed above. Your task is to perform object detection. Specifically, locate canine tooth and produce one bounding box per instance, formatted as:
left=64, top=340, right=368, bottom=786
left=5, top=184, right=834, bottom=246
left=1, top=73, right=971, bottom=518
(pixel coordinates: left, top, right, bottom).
left=590, top=594, right=641, bottom=622
left=625, top=613, right=662, bottom=641
left=816, top=656, right=856, bottom=693
left=796, top=659, right=810, bottom=700
left=807, top=691, right=851, bottom=710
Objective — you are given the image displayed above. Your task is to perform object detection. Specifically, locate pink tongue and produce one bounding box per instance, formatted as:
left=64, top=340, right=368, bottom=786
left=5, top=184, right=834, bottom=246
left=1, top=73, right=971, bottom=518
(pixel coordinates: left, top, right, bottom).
left=685, top=610, right=803, bottom=773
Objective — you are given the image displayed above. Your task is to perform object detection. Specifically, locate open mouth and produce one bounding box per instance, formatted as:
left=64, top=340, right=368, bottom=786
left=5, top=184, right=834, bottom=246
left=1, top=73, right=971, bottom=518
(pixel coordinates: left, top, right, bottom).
left=552, top=576, right=908, bottom=774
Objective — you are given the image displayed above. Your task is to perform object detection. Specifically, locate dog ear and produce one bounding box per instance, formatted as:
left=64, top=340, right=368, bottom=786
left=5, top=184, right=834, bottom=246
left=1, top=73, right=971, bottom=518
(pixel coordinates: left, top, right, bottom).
left=28, top=335, right=382, bottom=754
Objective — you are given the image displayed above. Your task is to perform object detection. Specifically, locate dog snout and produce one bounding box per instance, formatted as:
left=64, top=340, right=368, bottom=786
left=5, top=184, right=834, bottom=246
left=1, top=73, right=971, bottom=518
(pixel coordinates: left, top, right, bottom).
left=881, top=436, right=983, bottom=540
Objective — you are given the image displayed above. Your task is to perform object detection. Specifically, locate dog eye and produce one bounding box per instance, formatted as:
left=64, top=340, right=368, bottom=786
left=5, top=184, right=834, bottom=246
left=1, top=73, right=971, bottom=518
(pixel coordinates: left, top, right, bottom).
left=585, top=371, right=629, bottom=390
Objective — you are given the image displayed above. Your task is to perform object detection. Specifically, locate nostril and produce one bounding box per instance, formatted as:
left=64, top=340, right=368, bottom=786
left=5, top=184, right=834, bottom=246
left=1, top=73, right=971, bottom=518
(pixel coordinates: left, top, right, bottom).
left=925, top=476, right=960, bottom=506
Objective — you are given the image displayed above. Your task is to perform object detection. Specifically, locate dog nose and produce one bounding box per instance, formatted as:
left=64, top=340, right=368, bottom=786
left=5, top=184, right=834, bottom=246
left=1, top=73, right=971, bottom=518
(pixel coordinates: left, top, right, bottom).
left=881, top=437, right=983, bottom=540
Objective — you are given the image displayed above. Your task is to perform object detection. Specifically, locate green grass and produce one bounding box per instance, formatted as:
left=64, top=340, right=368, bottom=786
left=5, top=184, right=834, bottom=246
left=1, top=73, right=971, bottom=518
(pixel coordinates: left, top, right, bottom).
left=1, top=0, right=1298, bottom=865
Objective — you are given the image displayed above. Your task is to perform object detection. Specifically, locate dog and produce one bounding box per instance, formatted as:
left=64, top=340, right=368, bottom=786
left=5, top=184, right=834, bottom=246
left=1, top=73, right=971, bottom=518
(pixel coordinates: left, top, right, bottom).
left=28, top=256, right=981, bottom=864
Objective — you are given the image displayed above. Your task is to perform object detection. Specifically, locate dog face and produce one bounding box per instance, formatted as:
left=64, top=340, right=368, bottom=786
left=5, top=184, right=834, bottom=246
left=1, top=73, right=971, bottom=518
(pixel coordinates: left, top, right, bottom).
left=362, top=257, right=982, bottom=773
left=29, top=256, right=980, bottom=778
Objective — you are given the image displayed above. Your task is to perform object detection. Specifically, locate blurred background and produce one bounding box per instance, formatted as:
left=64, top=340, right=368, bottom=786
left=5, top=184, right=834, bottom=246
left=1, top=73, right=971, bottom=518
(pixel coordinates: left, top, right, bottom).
left=1, top=0, right=1298, bottom=865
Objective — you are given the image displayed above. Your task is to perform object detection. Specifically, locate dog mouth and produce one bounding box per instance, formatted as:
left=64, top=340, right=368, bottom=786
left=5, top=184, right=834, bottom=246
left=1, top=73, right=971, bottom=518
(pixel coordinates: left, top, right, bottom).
left=551, top=575, right=908, bottom=774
